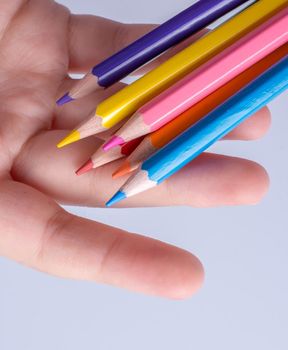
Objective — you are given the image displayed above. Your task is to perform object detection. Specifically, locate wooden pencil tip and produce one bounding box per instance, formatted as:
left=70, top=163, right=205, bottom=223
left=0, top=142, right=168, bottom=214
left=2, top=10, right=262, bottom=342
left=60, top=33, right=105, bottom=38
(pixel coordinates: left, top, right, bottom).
left=56, top=93, right=74, bottom=106
left=76, top=159, right=93, bottom=176
left=103, top=136, right=124, bottom=151
left=112, top=159, right=133, bottom=179
left=57, top=130, right=81, bottom=148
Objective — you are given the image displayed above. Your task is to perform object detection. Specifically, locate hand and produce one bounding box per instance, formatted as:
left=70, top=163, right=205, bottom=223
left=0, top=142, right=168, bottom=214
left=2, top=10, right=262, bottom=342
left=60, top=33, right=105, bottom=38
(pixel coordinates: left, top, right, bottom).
left=0, top=0, right=270, bottom=299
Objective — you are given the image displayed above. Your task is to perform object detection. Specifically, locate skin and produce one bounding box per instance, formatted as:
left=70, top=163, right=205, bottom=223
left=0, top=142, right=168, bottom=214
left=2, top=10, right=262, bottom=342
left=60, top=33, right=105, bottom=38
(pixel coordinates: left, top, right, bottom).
left=0, top=0, right=272, bottom=299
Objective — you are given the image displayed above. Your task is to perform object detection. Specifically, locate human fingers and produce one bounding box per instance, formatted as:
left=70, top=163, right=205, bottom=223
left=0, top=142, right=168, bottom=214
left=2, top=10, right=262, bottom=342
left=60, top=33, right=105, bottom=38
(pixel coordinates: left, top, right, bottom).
left=68, top=15, right=156, bottom=72
left=13, top=130, right=269, bottom=208
left=68, top=14, right=207, bottom=74
left=0, top=179, right=203, bottom=299
left=222, top=107, right=271, bottom=141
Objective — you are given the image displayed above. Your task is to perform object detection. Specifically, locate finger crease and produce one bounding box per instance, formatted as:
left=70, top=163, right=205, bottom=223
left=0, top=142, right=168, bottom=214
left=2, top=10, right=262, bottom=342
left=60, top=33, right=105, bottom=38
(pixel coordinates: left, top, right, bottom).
left=97, top=233, right=123, bottom=280
left=36, top=208, right=69, bottom=266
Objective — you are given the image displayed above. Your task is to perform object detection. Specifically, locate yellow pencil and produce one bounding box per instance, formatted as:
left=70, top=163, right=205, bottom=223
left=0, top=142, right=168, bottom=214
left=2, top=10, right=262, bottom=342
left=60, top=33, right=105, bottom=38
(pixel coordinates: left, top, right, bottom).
left=57, top=0, right=287, bottom=148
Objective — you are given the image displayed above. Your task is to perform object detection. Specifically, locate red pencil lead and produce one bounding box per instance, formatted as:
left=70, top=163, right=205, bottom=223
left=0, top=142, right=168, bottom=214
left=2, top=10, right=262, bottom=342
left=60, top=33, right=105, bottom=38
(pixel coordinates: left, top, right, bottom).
left=75, top=159, right=93, bottom=176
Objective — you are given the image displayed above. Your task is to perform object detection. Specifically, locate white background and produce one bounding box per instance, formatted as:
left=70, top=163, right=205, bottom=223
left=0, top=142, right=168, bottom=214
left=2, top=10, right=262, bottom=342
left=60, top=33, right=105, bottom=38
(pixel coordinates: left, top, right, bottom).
left=0, top=1, right=287, bottom=349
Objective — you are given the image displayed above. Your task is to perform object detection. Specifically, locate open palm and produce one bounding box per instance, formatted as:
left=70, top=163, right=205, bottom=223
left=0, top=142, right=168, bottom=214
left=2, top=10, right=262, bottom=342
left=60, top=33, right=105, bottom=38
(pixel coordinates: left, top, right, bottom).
left=0, top=0, right=270, bottom=298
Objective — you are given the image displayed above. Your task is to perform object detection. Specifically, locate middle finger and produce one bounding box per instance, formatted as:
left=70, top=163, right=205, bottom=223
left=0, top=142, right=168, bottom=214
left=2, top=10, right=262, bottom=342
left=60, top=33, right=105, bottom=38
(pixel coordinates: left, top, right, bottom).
left=12, top=130, right=269, bottom=208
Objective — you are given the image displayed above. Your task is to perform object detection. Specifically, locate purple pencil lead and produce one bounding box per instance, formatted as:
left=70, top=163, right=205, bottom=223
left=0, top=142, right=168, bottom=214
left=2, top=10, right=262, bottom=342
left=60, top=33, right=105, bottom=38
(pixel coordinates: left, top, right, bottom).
left=56, top=93, right=74, bottom=106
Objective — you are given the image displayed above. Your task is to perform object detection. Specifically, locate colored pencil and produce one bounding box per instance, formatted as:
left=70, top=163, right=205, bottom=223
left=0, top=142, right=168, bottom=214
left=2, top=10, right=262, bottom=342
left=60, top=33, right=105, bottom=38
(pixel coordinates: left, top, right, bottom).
left=57, top=0, right=249, bottom=105
left=57, top=0, right=287, bottom=149
left=104, top=8, right=288, bottom=150
left=76, top=137, right=143, bottom=175
left=112, top=43, right=288, bottom=178
left=106, top=56, right=288, bottom=206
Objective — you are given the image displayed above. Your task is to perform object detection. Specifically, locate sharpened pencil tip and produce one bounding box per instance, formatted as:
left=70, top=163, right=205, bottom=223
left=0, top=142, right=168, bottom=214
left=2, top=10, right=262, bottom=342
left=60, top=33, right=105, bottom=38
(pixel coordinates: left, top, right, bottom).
left=103, top=136, right=124, bottom=151
left=106, top=191, right=126, bottom=207
left=56, top=93, right=74, bottom=106
left=112, top=159, right=133, bottom=179
left=76, top=159, right=93, bottom=176
left=57, top=130, right=81, bottom=148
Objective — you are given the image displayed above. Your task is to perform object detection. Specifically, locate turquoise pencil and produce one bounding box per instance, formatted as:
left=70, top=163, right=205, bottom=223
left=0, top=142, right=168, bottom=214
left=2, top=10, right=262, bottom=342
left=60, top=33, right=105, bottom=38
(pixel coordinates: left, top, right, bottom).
left=106, top=56, right=288, bottom=206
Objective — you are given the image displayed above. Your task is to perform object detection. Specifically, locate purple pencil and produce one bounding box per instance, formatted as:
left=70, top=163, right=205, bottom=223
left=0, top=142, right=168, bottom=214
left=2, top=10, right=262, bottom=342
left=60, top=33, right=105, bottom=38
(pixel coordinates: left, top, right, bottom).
left=57, top=0, right=250, bottom=105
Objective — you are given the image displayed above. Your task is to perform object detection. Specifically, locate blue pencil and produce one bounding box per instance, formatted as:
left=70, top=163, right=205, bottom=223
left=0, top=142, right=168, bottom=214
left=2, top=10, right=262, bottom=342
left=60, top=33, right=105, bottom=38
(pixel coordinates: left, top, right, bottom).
left=57, top=0, right=250, bottom=105
left=106, top=56, right=288, bottom=206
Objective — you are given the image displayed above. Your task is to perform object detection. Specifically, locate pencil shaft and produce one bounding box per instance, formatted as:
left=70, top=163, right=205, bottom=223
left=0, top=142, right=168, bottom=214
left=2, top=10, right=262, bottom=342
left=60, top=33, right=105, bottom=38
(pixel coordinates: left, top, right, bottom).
left=112, top=9, right=288, bottom=144
left=107, top=56, right=288, bottom=205
left=141, top=10, right=287, bottom=129
left=117, top=44, right=288, bottom=175
left=150, top=44, right=288, bottom=149
left=93, top=0, right=249, bottom=88
left=96, top=0, right=287, bottom=129
left=60, top=0, right=251, bottom=104
left=144, top=57, right=288, bottom=184
left=120, top=137, right=144, bottom=156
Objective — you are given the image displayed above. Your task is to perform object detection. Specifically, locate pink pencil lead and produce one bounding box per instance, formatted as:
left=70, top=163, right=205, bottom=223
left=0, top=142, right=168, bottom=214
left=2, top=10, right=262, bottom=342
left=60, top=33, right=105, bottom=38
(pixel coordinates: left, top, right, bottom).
left=102, top=136, right=124, bottom=151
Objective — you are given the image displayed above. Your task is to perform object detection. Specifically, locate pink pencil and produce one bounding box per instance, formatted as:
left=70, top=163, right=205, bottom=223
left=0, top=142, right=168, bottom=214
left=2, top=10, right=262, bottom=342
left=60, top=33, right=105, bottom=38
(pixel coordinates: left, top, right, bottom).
left=103, top=8, right=288, bottom=150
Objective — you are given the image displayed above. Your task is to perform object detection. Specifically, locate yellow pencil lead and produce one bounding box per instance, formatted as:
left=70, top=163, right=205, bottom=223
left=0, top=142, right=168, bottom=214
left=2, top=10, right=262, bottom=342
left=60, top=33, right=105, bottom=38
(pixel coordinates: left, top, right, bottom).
left=57, top=130, right=81, bottom=148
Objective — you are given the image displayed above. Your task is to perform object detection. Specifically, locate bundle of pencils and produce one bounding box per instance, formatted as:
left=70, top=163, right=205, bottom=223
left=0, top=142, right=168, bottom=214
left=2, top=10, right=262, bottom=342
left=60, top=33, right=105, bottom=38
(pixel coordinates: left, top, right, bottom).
left=56, top=0, right=288, bottom=206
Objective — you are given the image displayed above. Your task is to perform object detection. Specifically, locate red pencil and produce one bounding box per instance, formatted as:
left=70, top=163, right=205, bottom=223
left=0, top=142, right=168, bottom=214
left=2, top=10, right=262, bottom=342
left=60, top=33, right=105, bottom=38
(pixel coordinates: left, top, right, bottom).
left=76, top=137, right=143, bottom=175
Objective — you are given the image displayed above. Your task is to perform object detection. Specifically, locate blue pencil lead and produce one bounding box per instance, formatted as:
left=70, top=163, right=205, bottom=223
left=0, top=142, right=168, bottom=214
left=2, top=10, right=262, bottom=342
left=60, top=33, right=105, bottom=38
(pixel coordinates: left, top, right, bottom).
left=106, top=191, right=127, bottom=207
